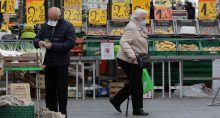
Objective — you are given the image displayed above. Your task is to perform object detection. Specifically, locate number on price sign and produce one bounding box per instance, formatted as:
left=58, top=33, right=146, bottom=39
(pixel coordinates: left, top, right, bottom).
left=89, top=9, right=107, bottom=25
left=132, top=0, right=150, bottom=24
left=112, top=3, right=130, bottom=20
left=154, top=0, right=172, bottom=8
left=64, top=8, right=82, bottom=27
left=154, top=8, right=172, bottom=20
left=1, top=0, right=15, bottom=13
left=64, top=0, right=82, bottom=6
left=198, top=0, right=216, bottom=20
left=26, top=2, right=45, bottom=24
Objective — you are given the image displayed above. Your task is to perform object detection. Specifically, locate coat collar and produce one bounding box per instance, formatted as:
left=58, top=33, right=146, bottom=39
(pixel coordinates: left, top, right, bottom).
left=131, top=19, right=148, bottom=38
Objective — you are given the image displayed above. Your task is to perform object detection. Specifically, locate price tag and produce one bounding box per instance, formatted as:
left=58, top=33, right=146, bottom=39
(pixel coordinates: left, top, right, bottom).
left=154, top=0, right=172, bottom=8
left=154, top=8, right=172, bottom=20
left=89, top=9, right=107, bottom=25
left=132, top=0, right=150, bottom=24
left=112, top=3, right=130, bottom=20
left=198, top=0, right=216, bottom=20
left=64, top=8, right=82, bottom=27
left=64, top=0, right=82, bottom=6
left=26, top=2, right=45, bottom=24
left=1, top=0, right=15, bottom=13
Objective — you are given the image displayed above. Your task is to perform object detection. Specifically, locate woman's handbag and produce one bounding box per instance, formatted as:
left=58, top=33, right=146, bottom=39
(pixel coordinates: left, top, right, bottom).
left=137, top=53, right=150, bottom=68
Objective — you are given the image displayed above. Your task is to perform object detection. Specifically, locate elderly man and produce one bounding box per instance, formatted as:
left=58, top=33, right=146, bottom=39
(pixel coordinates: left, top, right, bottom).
left=109, top=9, right=149, bottom=116
left=34, top=7, right=75, bottom=116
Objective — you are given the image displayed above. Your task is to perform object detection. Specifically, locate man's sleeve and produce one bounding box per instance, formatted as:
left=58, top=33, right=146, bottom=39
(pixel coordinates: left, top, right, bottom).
left=51, top=24, right=75, bottom=52
left=34, top=24, right=45, bottom=49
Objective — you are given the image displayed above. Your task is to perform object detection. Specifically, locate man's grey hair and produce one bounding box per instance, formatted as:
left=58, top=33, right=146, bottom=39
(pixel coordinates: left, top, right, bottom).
left=48, top=7, right=61, bottom=17
left=131, top=8, right=148, bottom=19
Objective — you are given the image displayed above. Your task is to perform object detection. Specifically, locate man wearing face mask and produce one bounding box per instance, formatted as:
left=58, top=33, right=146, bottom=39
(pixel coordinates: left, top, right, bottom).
left=109, top=9, right=149, bottom=116
left=34, top=7, right=75, bottom=116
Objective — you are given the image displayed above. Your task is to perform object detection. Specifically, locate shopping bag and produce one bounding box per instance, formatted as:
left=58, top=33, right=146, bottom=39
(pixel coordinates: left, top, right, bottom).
left=142, top=68, right=154, bottom=94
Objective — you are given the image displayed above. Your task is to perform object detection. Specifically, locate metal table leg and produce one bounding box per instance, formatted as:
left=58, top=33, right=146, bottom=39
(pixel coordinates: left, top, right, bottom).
left=179, top=61, right=183, bottom=99
left=162, top=62, right=165, bottom=99
left=93, top=62, right=96, bottom=99
left=6, top=70, right=8, bottom=95
left=36, top=71, right=40, bottom=118
left=76, top=62, right=79, bottom=99
left=168, top=61, right=171, bottom=99
left=81, top=62, right=85, bottom=99
left=151, top=62, right=154, bottom=99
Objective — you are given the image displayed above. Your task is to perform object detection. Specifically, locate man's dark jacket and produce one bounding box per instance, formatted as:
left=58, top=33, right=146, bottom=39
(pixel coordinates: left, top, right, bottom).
left=34, top=18, right=75, bottom=67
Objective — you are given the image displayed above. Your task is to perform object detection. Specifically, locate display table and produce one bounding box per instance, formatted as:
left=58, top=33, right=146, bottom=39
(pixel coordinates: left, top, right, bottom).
left=3, top=67, right=44, bottom=118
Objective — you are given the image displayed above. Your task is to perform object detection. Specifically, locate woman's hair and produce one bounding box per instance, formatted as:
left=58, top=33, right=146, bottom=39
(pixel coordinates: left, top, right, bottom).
left=131, top=8, right=148, bottom=20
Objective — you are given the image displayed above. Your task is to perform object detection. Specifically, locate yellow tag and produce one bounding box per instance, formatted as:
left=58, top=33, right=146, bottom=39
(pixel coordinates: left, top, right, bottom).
left=89, top=9, right=107, bottom=25
left=64, top=0, right=82, bottom=6
left=132, top=0, right=150, bottom=24
left=112, top=3, right=130, bottom=20
left=26, top=2, right=45, bottom=24
left=1, top=0, right=15, bottom=13
left=154, top=0, right=172, bottom=8
left=64, top=8, right=82, bottom=27
left=198, top=0, right=216, bottom=20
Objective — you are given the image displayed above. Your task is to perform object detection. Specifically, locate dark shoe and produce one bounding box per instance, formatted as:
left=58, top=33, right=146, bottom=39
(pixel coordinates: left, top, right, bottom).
left=133, top=109, right=149, bottom=116
left=109, top=98, right=122, bottom=113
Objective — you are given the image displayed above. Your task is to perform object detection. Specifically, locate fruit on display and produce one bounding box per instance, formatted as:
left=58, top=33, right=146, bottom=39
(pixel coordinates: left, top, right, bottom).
left=110, top=28, right=124, bottom=36
left=1, top=22, right=9, bottom=32
left=179, top=44, right=199, bottom=51
left=155, top=41, right=176, bottom=51
left=154, top=27, right=174, bottom=34
left=203, top=47, right=220, bottom=51
left=87, top=29, right=106, bottom=35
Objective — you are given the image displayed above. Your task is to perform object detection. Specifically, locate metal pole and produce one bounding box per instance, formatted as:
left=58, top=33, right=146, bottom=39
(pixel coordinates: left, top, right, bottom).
left=151, top=62, right=154, bottom=99
left=93, top=62, right=96, bottom=99
left=6, top=70, right=8, bottom=95
left=81, top=62, right=85, bottom=99
left=168, top=61, right=171, bottom=99
left=76, top=62, right=79, bottom=99
left=162, top=62, right=165, bottom=99
left=179, top=61, right=183, bottom=99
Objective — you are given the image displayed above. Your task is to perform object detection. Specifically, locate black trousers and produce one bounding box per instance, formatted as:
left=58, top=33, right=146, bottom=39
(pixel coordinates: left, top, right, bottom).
left=113, top=58, right=143, bottom=111
left=45, top=66, right=68, bottom=115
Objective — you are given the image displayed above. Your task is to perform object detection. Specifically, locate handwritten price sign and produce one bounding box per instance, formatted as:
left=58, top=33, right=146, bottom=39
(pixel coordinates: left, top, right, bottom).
left=112, top=3, right=130, bottom=20
left=154, top=8, right=173, bottom=20
left=26, top=2, right=45, bottom=24
left=154, top=0, right=172, bottom=8
left=1, top=0, right=15, bottom=13
left=64, top=0, right=82, bottom=6
left=132, top=0, right=150, bottom=24
left=64, top=8, right=82, bottom=27
left=89, top=9, right=107, bottom=25
left=198, top=0, right=216, bottom=20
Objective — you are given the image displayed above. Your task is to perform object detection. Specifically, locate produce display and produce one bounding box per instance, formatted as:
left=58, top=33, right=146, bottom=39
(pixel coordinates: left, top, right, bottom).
left=109, top=28, right=124, bottom=36
left=154, top=27, right=174, bottom=34
left=155, top=41, right=176, bottom=51
left=87, top=29, right=107, bottom=35
left=1, top=22, right=9, bottom=32
left=203, top=47, right=220, bottom=51
left=179, top=44, right=199, bottom=51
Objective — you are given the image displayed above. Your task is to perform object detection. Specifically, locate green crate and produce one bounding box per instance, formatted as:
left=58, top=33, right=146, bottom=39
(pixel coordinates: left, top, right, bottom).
left=178, top=40, right=202, bottom=55
left=148, top=41, right=155, bottom=55
left=153, top=41, right=178, bottom=56
left=201, top=40, right=220, bottom=55
left=0, top=106, right=35, bottom=118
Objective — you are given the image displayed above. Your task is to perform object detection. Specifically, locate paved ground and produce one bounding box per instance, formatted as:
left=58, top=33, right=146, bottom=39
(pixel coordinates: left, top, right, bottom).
left=38, top=97, right=220, bottom=118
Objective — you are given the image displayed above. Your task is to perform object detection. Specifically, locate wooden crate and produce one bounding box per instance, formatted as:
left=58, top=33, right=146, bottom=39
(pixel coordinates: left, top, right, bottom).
left=10, top=83, right=32, bottom=103
left=3, top=53, right=41, bottom=68
left=109, top=82, right=125, bottom=97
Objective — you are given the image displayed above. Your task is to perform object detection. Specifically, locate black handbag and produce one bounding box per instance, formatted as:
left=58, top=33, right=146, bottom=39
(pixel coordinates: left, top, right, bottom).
left=137, top=53, right=150, bottom=68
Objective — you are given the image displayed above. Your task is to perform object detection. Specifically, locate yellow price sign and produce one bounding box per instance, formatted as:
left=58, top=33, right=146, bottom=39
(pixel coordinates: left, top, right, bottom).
left=198, top=0, right=216, bottom=20
left=132, top=0, right=150, bottom=24
left=89, top=9, right=107, bottom=25
left=112, top=3, right=130, bottom=20
left=26, top=2, right=45, bottom=24
left=1, top=0, right=15, bottom=13
left=64, top=0, right=82, bottom=6
left=64, top=8, right=82, bottom=27
left=154, top=0, right=172, bottom=8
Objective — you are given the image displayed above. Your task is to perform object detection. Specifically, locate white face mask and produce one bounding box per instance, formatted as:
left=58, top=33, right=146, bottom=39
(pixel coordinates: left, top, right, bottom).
left=141, top=20, right=147, bottom=26
left=47, top=20, right=58, bottom=27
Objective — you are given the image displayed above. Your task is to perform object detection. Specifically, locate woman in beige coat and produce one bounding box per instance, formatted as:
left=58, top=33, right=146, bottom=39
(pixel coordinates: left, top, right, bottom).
left=110, top=9, right=149, bottom=116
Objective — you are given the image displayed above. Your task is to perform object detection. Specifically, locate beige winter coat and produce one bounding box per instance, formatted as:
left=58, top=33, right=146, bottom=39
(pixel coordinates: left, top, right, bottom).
left=117, top=19, right=149, bottom=64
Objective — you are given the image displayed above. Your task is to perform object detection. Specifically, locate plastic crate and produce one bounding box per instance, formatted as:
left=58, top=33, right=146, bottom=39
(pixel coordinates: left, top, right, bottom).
left=176, top=20, right=198, bottom=35
left=148, top=41, right=155, bottom=55
left=198, top=20, right=220, bottom=35
left=153, top=41, right=178, bottom=56
left=107, top=20, right=128, bottom=36
left=178, top=40, right=202, bottom=55
left=0, top=106, right=34, bottom=118
left=200, top=40, right=220, bottom=55
left=86, top=23, right=107, bottom=36
left=153, top=20, right=176, bottom=35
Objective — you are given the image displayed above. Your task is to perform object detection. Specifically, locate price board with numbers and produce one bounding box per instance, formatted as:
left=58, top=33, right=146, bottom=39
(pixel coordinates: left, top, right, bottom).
left=89, top=9, right=107, bottom=25
left=111, top=2, right=130, bottom=20
left=198, top=0, right=216, bottom=20
left=64, top=0, right=82, bottom=6
left=132, top=0, right=150, bottom=24
left=26, top=2, right=45, bottom=24
left=1, top=0, right=15, bottom=13
left=154, top=8, right=173, bottom=20
left=154, top=0, right=172, bottom=8
left=64, top=8, right=82, bottom=27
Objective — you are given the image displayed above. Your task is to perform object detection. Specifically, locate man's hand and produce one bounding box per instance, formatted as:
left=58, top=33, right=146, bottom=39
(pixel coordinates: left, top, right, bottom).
left=44, top=43, right=52, bottom=49
left=38, top=41, right=46, bottom=48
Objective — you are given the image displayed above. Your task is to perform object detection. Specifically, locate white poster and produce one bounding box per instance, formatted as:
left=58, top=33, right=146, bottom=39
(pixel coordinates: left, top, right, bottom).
left=101, top=43, right=115, bottom=60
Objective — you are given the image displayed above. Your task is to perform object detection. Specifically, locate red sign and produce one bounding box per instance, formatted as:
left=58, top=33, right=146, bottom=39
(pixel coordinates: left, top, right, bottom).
left=154, top=8, right=173, bottom=20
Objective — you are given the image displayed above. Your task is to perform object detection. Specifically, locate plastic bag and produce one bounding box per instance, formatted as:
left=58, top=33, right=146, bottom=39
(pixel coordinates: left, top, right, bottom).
left=142, top=68, right=154, bottom=94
